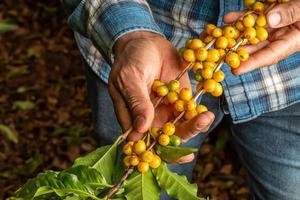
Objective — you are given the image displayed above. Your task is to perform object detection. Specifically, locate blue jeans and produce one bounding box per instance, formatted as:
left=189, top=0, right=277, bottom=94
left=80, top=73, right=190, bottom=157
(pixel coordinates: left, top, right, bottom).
left=85, top=65, right=300, bottom=200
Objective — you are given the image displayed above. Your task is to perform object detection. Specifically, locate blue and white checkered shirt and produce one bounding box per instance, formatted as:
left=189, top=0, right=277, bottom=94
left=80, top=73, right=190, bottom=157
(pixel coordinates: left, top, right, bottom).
left=63, top=0, right=300, bottom=123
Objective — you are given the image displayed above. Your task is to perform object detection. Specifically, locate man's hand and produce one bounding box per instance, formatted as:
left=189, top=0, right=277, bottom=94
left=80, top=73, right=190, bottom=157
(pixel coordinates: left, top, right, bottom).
left=109, top=32, right=214, bottom=162
left=223, top=0, right=300, bottom=75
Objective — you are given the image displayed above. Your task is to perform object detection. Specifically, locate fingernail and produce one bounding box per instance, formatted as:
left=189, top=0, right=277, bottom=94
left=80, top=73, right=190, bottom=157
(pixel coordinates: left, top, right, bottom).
left=134, top=115, right=145, bottom=132
left=268, top=13, right=281, bottom=27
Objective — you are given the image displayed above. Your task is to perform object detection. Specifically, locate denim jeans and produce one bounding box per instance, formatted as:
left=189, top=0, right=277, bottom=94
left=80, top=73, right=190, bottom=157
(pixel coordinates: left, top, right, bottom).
left=85, top=65, right=300, bottom=200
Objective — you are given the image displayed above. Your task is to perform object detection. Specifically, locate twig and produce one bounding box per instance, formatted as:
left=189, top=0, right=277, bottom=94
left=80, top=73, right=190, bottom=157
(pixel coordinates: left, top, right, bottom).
left=111, top=3, right=278, bottom=197
left=106, top=167, right=134, bottom=199
left=153, top=38, right=216, bottom=107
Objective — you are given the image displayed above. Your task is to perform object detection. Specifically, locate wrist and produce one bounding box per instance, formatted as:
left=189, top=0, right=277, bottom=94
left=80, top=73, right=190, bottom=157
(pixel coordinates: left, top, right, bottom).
left=114, top=31, right=163, bottom=57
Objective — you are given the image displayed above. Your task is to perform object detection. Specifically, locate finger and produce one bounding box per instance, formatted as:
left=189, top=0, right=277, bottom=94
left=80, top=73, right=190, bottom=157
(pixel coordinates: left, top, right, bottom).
left=232, top=38, right=293, bottom=75
left=223, top=11, right=244, bottom=24
left=115, top=72, right=154, bottom=134
left=268, top=26, right=291, bottom=41
left=241, top=40, right=270, bottom=54
left=108, top=83, right=132, bottom=131
left=267, top=1, right=300, bottom=28
left=175, top=111, right=215, bottom=143
left=172, top=153, right=195, bottom=164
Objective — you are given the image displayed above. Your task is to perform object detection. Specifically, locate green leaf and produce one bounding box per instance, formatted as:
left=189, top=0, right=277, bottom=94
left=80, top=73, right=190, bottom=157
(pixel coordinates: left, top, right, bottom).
left=73, top=136, right=122, bottom=184
left=156, top=145, right=198, bottom=162
left=153, top=163, right=205, bottom=200
left=112, top=154, right=126, bottom=184
left=124, top=171, right=160, bottom=200
left=13, top=100, right=35, bottom=111
left=16, top=171, right=101, bottom=200
left=0, top=20, right=18, bottom=33
left=0, top=124, right=18, bottom=143
left=66, top=165, right=113, bottom=190
left=25, top=153, right=43, bottom=174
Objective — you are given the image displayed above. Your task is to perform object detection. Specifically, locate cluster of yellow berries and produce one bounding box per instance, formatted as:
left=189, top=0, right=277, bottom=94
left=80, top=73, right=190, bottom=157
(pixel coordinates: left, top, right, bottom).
left=176, top=0, right=290, bottom=101
left=123, top=140, right=162, bottom=173
left=152, top=79, right=208, bottom=120
left=122, top=0, right=290, bottom=174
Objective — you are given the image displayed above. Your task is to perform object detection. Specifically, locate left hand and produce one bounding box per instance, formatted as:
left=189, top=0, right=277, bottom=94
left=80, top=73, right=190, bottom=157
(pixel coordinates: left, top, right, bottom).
left=223, top=0, right=300, bottom=75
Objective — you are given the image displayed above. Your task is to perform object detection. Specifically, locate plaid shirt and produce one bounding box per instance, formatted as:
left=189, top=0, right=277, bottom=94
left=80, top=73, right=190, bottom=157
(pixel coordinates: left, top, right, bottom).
left=63, top=0, right=300, bottom=123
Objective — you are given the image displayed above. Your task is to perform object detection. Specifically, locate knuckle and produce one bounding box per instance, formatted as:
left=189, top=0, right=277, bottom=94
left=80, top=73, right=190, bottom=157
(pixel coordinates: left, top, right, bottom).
left=287, top=3, right=299, bottom=23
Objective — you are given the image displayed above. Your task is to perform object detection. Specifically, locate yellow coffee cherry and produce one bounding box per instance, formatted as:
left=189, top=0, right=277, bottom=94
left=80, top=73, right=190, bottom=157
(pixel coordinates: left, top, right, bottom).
left=205, top=24, right=217, bottom=35
left=256, top=27, right=268, bottom=41
left=123, top=156, right=131, bottom=167
left=213, top=70, right=225, bottom=82
left=122, top=143, right=133, bottom=155
left=233, top=28, right=240, bottom=39
left=243, top=27, right=256, bottom=40
left=151, top=127, right=160, bottom=139
left=227, top=38, right=237, bottom=49
left=195, top=48, right=208, bottom=61
left=179, top=88, right=192, bottom=101
left=192, top=62, right=203, bottom=72
left=184, top=109, right=198, bottom=120
left=168, top=80, right=180, bottom=92
left=188, top=39, right=204, bottom=50
left=215, top=36, right=228, bottom=49
left=130, top=155, right=140, bottom=166
left=156, top=85, right=169, bottom=97
left=243, top=14, right=255, bottom=28
left=128, top=141, right=134, bottom=146
left=223, top=26, right=236, bottom=38
left=211, top=82, right=223, bottom=97
left=218, top=49, right=226, bottom=58
left=185, top=99, right=197, bottom=111
left=137, top=162, right=149, bottom=173
left=203, top=79, right=217, bottom=93
left=140, top=150, right=154, bottom=163
left=207, top=49, right=220, bottom=63
left=196, top=105, right=208, bottom=114
left=183, top=49, right=196, bottom=62
left=167, top=91, right=179, bottom=104
left=201, top=67, right=214, bottom=79
left=185, top=39, right=192, bottom=48
left=174, top=100, right=185, bottom=112
left=237, top=48, right=250, bottom=62
left=149, top=155, right=161, bottom=169
left=226, top=52, right=241, bottom=69
left=158, top=134, right=170, bottom=146
left=162, top=122, right=176, bottom=136
left=244, top=0, right=256, bottom=7
left=133, top=140, right=146, bottom=155
left=256, top=15, right=267, bottom=27
left=252, top=2, right=265, bottom=13
left=203, top=62, right=216, bottom=69
left=249, top=37, right=260, bottom=45
left=204, top=35, right=214, bottom=43
left=212, top=27, right=223, bottom=38
left=178, top=47, right=187, bottom=57
left=235, top=21, right=245, bottom=31
left=152, top=79, right=164, bottom=92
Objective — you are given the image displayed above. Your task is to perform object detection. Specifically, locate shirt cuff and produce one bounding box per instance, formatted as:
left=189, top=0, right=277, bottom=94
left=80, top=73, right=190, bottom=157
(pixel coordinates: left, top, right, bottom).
left=71, top=1, right=164, bottom=64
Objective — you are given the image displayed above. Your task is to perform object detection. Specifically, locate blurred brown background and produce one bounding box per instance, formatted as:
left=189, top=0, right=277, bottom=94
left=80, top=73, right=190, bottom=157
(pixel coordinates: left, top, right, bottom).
left=0, top=1, right=249, bottom=199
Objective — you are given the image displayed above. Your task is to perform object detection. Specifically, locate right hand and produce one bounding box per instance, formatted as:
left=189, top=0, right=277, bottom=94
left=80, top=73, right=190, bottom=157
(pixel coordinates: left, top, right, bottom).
left=109, top=31, right=215, bottom=162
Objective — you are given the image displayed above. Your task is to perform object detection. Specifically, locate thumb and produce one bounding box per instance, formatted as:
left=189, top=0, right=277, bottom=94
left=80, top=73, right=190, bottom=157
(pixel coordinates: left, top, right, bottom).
left=117, top=77, right=154, bottom=134
left=267, top=1, right=300, bottom=28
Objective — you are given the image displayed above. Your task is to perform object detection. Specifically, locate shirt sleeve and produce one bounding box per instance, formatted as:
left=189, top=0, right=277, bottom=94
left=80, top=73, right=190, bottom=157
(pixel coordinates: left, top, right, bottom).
left=62, top=0, right=164, bottom=64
